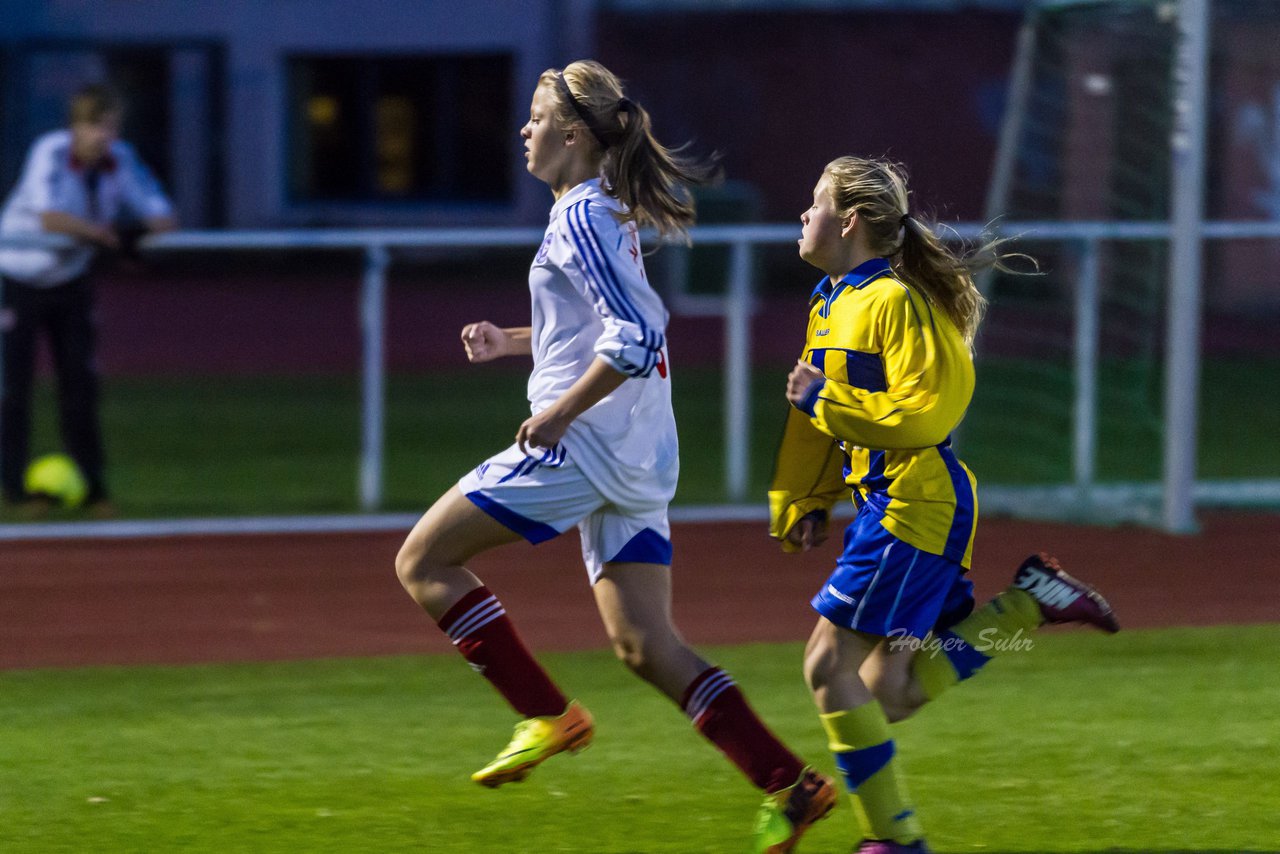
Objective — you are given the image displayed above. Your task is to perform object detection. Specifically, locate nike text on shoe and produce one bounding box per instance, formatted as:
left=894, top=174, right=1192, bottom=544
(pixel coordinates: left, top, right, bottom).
left=1014, top=553, right=1120, bottom=633
left=470, top=700, right=594, bottom=788
left=751, top=768, right=838, bottom=853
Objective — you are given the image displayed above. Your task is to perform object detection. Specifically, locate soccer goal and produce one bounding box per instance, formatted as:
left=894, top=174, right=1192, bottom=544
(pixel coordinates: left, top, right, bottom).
left=969, top=0, right=1280, bottom=533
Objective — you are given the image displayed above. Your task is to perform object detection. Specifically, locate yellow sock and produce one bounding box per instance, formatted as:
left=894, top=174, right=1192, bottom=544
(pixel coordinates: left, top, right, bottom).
left=912, top=587, right=1042, bottom=700
left=821, top=702, right=924, bottom=844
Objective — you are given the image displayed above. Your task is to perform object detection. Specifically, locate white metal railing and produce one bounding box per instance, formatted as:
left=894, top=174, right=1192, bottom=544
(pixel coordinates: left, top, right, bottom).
left=4, top=220, right=1279, bottom=530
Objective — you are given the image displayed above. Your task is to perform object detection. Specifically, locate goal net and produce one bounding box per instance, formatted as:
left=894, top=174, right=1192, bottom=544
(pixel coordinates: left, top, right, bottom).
left=967, top=0, right=1280, bottom=526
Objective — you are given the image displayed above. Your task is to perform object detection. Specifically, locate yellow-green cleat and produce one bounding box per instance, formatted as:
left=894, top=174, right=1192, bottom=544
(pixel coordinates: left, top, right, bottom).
left=750, top=767, right=838, bottom=853
left=471, top=700, right=595, bottom=788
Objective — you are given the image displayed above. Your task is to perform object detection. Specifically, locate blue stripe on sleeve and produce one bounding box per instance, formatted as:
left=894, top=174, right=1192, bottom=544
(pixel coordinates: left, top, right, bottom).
left=796, top=379, right=824, bottom=417
left=893, top=281, right=925, bottom=329
left=565, top=200, right=667, bottom=377
left=564, top=204, right=621, bottom=318
left=564, top=202, right=630, bottom=321
left=567, top=201, right=641, bottom=324
left=581, top=205, right=641, bottom=322
left=646, top=329, right=666, bottom=374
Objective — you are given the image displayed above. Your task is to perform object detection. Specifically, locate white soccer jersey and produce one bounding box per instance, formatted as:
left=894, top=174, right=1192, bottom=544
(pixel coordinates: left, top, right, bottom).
left=0, top=129, right=173, bottom=286
left=528, top=178, right=678, bottom=511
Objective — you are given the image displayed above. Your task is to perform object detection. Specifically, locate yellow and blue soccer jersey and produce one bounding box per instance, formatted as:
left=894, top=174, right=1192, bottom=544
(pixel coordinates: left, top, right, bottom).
left=769, top=257, right=978, bottom=567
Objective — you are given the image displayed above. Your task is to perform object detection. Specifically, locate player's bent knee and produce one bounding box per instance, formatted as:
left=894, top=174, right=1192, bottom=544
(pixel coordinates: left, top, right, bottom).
left=393, top=539, right=427, bottom=588
left=803, top=636, right=840, bottom=693
left=607, top=629, right=655, bottom=674
left=610, top=637, right=647, bottom=673
left=803, top=657, right=831, bottom=693
left=864, top=669, right=922, bottom=722
left=394, top=527, right=455, bottom=591
left=395, top=507, right=468, bottom=580
left=607, top=628, right=684, bottom=684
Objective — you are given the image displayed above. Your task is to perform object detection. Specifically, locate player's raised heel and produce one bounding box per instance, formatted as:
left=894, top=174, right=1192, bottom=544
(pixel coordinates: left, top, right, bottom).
left=750, top=767, right=837, bottom=853
left=1013, top=553, right=1120, bottom=633
left=470, top=700, right=595, bottom=788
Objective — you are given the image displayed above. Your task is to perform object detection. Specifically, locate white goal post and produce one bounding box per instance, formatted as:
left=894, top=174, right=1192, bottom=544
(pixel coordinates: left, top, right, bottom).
left=982, top=0, right=1280, bottom=533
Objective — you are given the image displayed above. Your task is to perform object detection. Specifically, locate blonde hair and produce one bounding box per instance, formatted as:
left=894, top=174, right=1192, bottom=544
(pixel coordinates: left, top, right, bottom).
left=539, top=60, right=715, bottom=241
left=823, top=156, right=1020, bottom=345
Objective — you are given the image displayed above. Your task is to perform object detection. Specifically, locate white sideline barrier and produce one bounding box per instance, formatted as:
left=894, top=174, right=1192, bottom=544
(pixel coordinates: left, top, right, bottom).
left=3, top=220, right=1279, bottom=532
left=4, top=477, right=1280, bottom=542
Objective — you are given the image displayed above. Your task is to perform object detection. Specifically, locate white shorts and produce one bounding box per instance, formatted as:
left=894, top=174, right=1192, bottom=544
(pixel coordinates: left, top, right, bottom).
left=457, top=442, right=672, bottom=583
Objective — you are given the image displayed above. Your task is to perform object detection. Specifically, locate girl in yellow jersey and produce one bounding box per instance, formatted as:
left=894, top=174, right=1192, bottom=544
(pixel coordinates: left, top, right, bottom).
left=770, top=157, right=1120, bottom=854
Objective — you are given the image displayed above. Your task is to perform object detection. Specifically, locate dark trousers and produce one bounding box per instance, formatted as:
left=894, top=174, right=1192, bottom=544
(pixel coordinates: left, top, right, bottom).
left=0, top=275, right=107, bottom=503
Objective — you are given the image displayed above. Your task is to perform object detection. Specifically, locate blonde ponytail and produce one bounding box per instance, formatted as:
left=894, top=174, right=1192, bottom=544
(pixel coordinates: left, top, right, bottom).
left=823, top=156, right=1027, bottom=345
left=541, top=60, right=717, bottom=241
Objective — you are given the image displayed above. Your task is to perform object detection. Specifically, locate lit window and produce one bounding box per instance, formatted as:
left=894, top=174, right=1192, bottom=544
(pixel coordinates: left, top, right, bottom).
left=288, top=54, right=513, bottom=203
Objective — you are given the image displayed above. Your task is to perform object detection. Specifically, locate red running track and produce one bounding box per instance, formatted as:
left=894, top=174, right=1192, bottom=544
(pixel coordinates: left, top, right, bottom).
left=1, top=512, right=1277, bottom=670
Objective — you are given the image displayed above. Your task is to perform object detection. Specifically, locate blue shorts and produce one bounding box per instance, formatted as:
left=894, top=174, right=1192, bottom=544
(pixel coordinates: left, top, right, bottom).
left=811, top=507, right=975, bottom=639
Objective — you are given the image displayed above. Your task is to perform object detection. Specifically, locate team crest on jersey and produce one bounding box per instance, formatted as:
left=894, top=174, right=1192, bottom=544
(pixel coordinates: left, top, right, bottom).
left=656, top=348, right=668, bottom=378
left=535, top=232, right=554, bottom=264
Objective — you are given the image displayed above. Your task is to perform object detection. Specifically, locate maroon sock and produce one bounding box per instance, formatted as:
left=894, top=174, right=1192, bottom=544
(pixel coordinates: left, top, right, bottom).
left=437, top=586, right=567, bottom=718
left=681, top=666, right=805, bottom=793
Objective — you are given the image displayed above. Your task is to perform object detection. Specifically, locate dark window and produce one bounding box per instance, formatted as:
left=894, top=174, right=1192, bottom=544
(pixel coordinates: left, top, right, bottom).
left=288, top=54, right=513, bottom=203
left=106, top=50, right=173, bottom=191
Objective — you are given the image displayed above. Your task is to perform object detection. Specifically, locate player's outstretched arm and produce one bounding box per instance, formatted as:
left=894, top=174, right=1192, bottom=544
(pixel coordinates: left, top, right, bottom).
left=769, top=402, right=848, bottom=553
left=460, top=322, right=532, bottom=362
left=515, top=357, right=626, bottom=455
left=39, top=210, right=120, bottom=249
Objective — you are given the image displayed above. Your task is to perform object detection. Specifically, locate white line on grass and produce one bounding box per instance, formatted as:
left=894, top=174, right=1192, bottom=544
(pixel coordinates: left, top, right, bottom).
left=6, top=479, right=1273, bottom=541
left=0, top=505, right=804, bottom=542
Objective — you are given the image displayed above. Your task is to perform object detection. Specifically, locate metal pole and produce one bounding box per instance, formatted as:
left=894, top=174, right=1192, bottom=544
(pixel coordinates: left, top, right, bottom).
left=969, top=3, right=1041, bottom=321
left=984, top=4, right=1040, bottom=226
left=359, top=245, right=390, bottom=511
left=0, top=277, right=5, bottom=464
left=724, top=241, right=753, bottom=502
left=962, top=6, right=1041, bottom=454
left=1162, top=0, right=1210, bottom=533
left=1073, top=238, right=1101, bottom=497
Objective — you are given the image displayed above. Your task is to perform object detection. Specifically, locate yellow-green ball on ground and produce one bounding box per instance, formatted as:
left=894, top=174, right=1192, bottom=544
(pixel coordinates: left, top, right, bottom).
left=24, top=453, right=88, bottom=508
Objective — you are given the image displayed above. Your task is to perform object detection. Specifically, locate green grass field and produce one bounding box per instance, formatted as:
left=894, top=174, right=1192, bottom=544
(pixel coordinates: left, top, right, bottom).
left=2, top=625, right=1277, bottom=853
left=6, top=357, right=1278, bottom=520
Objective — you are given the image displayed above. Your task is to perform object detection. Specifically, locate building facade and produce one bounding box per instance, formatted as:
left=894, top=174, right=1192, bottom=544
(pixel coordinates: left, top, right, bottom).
left=1, top=0, right=1025, bottom=228
left=0, top=0, right=597, bottom=227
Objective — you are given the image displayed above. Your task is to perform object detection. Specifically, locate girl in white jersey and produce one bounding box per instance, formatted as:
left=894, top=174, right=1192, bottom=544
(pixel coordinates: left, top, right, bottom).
left=395, top=61, right=834, bottom=852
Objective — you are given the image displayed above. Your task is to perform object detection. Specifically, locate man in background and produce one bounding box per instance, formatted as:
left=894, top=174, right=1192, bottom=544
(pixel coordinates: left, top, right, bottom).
left=0, top=84, right=177, bottom=517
